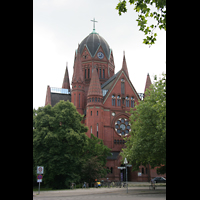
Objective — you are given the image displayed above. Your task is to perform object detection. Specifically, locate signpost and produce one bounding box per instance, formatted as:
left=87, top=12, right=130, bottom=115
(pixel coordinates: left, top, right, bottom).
left=117, top=161, right=132, bottom=191
left=37, top=166, right=44, bottom=174
left=37, top=166, right=44, bottom=195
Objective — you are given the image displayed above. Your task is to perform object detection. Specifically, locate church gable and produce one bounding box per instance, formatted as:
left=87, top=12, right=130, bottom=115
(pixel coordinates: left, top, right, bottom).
left=93, top=45, right=108, bottom=62
left=103, top=70, right=140, bottom=107
left=81, top=45, right=92, bottom=60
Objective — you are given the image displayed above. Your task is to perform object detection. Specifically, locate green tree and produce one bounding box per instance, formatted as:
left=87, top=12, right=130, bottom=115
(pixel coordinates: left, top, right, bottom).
left=116, top=0, right=166, bottom=45
left=81, top=134, right=111, bottom=185
left=121, top=73, right=166, bottom=173
left=33, top=100, right=111, bottom=189
left=33, top=100, right=88, bottom=189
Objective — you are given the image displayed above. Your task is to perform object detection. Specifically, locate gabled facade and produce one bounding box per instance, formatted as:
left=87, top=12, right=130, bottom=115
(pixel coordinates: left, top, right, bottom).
left=44, top=28, right=166, bottom=181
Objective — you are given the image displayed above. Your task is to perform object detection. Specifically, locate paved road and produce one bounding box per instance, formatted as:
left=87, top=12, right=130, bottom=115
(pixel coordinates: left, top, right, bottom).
left=33, top=187, right=166, bottom=200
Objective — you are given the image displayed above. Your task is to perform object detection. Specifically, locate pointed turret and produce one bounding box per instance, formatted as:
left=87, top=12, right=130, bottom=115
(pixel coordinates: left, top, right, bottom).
left=86, top=65, right=103, bottom=139
left=121, top=51, right=129, bottom=77
left=87, top=66, right=103, bottom=98
left=71, top=45, right=85, bottom=115
left=72, top=45, right=84, bottom=84
left=62, top=62, right=70, bottom=89
left=45, top=85, right=51, bottom=106
left=144, top=73, right=152, bottom=94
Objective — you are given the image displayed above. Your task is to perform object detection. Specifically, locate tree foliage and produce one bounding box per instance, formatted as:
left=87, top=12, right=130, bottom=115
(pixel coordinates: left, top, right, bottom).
left=81, top=134, right=111, bottom=185
left=120, top=73, right=166, bottom=173
left=116, top=0, right=166, bottom=46
left=33, top=100, right=110, bottom=189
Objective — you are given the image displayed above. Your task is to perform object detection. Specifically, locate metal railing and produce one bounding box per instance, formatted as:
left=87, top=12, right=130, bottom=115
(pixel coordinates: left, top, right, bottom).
left=51, top=87, right=71, bottom=94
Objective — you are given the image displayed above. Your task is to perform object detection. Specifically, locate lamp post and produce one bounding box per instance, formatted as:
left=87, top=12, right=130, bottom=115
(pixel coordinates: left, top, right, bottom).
left=124, top=157, right=128, bottom=193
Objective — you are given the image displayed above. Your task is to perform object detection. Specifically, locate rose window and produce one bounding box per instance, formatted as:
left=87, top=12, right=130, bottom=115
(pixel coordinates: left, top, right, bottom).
left=114, top=118, right=131, bottom=136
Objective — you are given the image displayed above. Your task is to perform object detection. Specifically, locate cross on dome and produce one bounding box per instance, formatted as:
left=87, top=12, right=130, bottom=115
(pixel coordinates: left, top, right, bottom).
left=91, top=18, right=98, bottom=32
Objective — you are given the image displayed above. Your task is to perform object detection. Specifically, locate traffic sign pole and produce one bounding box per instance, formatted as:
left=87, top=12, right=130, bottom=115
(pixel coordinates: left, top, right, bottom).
left=38, top=182, right=40, bottom=195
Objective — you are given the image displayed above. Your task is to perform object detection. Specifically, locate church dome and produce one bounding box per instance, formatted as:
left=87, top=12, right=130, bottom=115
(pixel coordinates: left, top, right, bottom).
left=79, top=31, right=111, bottom=59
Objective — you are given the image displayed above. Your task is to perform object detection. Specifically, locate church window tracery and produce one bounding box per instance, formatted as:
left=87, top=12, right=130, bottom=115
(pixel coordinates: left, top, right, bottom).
left=114, top=118, right=131, bottom=137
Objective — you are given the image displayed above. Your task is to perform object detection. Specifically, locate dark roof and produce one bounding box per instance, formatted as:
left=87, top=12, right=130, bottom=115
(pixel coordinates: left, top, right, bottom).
left=101, top=70, right=120, bottom=89
left=79, top=32, right=111, bottom=59
left=107, top=151, right=120, bottom=160
left=51, top=93, right=71, bottom=107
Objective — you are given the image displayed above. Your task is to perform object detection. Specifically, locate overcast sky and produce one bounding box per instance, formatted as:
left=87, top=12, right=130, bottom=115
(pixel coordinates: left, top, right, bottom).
left=33, top=0, right=166, bottom=110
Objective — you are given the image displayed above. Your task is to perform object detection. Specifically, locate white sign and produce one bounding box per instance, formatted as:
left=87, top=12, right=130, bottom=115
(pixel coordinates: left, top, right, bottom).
left=127, top=164, right=132, bottom=167
left=118, top=167, right=126, bottom=169
left=37, top=179, right=42, bottom=182
left=37, top=166, right=44, bottom=174
left=138, top=172, right=142, bottom=176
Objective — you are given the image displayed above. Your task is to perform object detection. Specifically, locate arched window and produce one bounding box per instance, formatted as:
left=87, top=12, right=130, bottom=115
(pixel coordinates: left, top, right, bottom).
left=121, top=78, right=125, bottom=94
left=117, top=95, right=121, bottom=106
left=88, top=68, right=90, bottom=78
left=111, top=167, right=113, bottom=174
left=91, top=111, right=92, bottom=116
left=131, top=96, right=134, bottom=107
left=97, top=111, right=98, bottom=116
left=126, top=96, right=129, bottom=107
left=112, top=95, right=115, bottom=106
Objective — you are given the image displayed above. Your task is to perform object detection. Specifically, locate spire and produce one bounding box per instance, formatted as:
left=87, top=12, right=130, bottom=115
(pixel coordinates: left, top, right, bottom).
left=62, top=62, right=70, bottom=89
left=144, top=73, right=152, bottom=94
left=45, top=85, right=51, bottom=106
left=87, top=66, right=102, bottom=97
left=72, top=45, right=84, bottom=83
left=122, top=51, right=129, bottom=77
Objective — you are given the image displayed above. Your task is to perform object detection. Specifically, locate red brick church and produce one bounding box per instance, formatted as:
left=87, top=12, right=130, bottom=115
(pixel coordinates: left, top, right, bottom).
left=45, top=22, right=166, bottom=182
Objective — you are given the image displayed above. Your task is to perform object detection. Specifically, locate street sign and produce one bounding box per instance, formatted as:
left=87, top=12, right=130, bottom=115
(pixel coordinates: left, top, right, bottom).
left=37, top=166, right=44, bottom=174
left=37, top=179, right=42, bottom=182
left=138, top=172, right=142, bottom=176
left=118, top=167, right=126, bottom=169
left=37, top=174, right=43, bottom=179
left=127, top=164, right=132, bottom=167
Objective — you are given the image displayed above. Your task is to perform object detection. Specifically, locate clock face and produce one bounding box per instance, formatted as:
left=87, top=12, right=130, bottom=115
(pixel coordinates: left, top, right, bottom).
left=97, top=52, right=104, bottom=59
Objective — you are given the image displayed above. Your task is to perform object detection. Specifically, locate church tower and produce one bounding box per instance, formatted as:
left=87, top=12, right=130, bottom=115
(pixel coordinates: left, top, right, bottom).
left=71, top=46, right=85, bottom=115
left=86, top=66, right=104, bottom=139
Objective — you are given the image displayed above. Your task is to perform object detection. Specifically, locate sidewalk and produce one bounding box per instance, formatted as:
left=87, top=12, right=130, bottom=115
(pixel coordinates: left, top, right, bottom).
left=33, top=185, right=166, bottom=197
